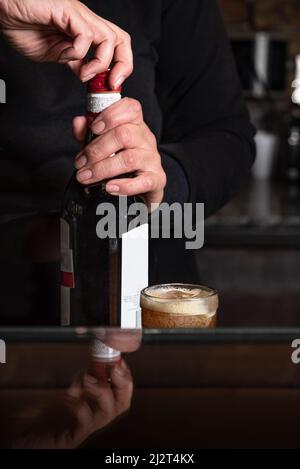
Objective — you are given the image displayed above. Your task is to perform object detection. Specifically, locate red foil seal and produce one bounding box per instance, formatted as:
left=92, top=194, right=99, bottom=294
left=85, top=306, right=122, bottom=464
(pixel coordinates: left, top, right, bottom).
left=88, top=70, right=122, bottom=93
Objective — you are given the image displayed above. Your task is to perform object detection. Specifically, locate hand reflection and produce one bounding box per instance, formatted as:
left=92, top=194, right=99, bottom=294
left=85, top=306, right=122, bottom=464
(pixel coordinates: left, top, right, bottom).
left=10, top=330, right=141, bottom=449
left=13, top=359, right=133, bottom=449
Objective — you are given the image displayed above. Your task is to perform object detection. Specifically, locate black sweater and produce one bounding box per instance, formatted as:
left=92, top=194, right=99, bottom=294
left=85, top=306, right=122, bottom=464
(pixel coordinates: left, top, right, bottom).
left=0, top=0, right=255, bottom=284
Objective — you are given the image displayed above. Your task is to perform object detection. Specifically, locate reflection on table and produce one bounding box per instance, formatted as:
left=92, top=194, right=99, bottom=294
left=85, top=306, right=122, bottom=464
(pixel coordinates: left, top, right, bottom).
left=1, top=327, right=300, bottom=448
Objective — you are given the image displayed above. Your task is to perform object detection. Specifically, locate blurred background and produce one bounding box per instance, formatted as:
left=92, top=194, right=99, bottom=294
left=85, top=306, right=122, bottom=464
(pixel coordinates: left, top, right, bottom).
left=198, top=0, right=300, bottom=327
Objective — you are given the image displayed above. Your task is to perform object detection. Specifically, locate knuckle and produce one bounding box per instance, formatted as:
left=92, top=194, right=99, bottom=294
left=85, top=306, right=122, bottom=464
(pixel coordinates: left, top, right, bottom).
left=122, top=97, right=131, bottom=106
left=122, top=31, right=132, bottom=44
left=93, top=162, right=105, bottom=179
left=115, top=125, right=132, bottom=147
left=144, top=176, right=154, bottom=191
left=122, top=150, right=136, bottom=170
left=132, top=99, right=143, bottom=115
left=104, top=113, right=116, bottom=129
left=86, top=144, right=99, bottom=161
left=124, top=98, right=142, bottom=116
left=85, top=29, right=94, bottom=41
left=107, top=29, right=117, bottom=43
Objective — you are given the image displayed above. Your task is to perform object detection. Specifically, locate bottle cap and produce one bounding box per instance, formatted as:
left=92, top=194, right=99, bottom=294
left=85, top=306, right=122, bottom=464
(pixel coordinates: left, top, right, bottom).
left=91, top=339, right=121, bottom=360
left=88, top=70, right=122, bottom=93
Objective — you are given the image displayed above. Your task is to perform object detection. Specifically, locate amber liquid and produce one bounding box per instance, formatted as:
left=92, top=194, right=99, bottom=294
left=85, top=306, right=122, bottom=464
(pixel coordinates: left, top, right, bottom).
left=142, top=308, right=217, bottom=329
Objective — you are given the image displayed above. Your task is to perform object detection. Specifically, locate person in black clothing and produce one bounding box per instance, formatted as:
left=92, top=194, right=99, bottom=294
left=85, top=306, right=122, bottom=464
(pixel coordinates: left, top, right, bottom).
left=0, top=0, right=255, bottom=324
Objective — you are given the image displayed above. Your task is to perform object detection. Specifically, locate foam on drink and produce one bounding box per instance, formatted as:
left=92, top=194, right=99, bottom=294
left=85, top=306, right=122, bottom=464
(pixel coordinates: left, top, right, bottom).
left=141, top=284, right=218, bottom=317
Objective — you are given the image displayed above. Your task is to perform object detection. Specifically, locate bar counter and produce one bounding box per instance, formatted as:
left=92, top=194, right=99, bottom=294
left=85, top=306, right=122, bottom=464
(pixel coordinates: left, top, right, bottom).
left=0, top=326, right=300, bottom=449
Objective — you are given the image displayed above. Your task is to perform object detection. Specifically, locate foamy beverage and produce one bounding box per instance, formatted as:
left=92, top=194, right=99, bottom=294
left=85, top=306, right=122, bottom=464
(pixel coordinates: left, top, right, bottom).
left=141, top=284, right=218, bottom=329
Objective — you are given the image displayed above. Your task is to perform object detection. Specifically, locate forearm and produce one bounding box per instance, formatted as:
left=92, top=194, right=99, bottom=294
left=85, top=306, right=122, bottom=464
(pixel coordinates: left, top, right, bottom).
left=160, top=129, right=255, bottom=218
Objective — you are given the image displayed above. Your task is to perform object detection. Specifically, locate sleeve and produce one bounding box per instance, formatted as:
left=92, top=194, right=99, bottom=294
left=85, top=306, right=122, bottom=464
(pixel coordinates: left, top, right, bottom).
left=156, top=0, right=256, bottom=217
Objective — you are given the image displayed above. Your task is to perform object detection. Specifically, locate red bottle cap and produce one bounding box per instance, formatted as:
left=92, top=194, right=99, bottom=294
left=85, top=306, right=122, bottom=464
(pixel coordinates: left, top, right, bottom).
left=88, top=70, right=122, bottom=93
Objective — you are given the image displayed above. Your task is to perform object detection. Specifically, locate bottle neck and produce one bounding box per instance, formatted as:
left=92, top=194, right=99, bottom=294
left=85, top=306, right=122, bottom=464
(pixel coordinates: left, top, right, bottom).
left=87, top=91, right=122, bottom=129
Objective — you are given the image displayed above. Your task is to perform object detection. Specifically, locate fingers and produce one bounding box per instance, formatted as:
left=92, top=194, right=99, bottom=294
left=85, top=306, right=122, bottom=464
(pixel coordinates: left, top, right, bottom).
left=74, top=124, right=147, bottom=178
left=108, top=32, right=134, bottom=90
left=91, top=98, right=143, bottom=135
left=80, top=39, right=115, bottom=82
left=83, top=361, right=133, bottom=417
left=76, top=148, right=147, bottom=185
left=69, top=7, right=133, bottom=84
left=110, top=360, right=134, bottom=411
left=59, top=30, right=93, bottom=63
left=96, top=19, right=133, bottom=88
left=72, top=97, right=143, bottom=146
left=106, top=171, right=166, bottom=198
left=72, top=116, right=87, bottom=143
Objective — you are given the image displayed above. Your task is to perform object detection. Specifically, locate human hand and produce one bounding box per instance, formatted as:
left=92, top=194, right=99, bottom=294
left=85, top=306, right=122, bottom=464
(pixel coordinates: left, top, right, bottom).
left=0, top=0, right=133, bottom=85
left=12, top=359, right=133, bottom=449
left=73, top=97, right=167, bottom=209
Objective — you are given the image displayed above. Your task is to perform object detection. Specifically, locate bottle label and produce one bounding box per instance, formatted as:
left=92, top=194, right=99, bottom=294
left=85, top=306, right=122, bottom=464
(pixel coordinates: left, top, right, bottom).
left=60, top=219, right=74, bottom=326
left=87, top=92, right=121, bottom=127
left=121, top=224, right=149, bottom=328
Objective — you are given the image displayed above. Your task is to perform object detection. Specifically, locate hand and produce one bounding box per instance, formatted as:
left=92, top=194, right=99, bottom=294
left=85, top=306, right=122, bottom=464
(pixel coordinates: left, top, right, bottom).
left=73, top=97, right=167, bottom=209
left=63, top=360, right=134, bottom=448
left=12, top=359, right=133, bottom=449
left=0, top=0, right=133, bottom=85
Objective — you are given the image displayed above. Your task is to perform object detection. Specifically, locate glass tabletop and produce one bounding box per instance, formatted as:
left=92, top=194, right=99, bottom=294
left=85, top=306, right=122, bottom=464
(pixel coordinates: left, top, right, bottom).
left=0, top=326, right=300, bottom=449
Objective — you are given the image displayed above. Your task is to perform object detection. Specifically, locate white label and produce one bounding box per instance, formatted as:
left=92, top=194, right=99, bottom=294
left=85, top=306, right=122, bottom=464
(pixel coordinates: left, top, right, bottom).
left=121, top=224, right=149, bottom=328
left=60, top=218, right=70, bottom=249
left=60, top=219, right=74, bottom=279
left=61, top=286, right=71, bottom=326
left=60, top=218, right=73, bottom=326
left=88, top=93, right=121, bottom=113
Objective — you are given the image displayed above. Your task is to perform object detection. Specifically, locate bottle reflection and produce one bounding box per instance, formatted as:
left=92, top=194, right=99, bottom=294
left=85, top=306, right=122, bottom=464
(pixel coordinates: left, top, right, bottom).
left=0, top=328, right=142, bottom=449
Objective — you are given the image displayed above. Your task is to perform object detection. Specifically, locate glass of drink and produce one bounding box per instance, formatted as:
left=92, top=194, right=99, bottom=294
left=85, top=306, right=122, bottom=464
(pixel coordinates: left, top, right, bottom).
left=140, top=284, right=218, bottom=329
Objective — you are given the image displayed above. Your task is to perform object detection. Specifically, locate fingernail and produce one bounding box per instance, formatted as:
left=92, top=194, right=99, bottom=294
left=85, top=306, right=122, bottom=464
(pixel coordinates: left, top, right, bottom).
left=113, top=76, right=125, bottom=90
left=93, top=120, right=106, bottom=134
left=77, top=169, right=93, bottom=183
left=74, top=155, right=87, bottom=169
left=106, top=184, right=120, bottom=194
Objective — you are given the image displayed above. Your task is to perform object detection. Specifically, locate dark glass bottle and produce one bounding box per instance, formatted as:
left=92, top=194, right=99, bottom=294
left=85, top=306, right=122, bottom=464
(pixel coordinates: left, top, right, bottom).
left=60, top=72, right=148, bottom=327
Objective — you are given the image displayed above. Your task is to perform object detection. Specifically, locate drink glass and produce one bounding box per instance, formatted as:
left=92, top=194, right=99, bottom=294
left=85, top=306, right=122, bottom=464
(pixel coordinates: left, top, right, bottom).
left=141, top=284, right=218, bottom=329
